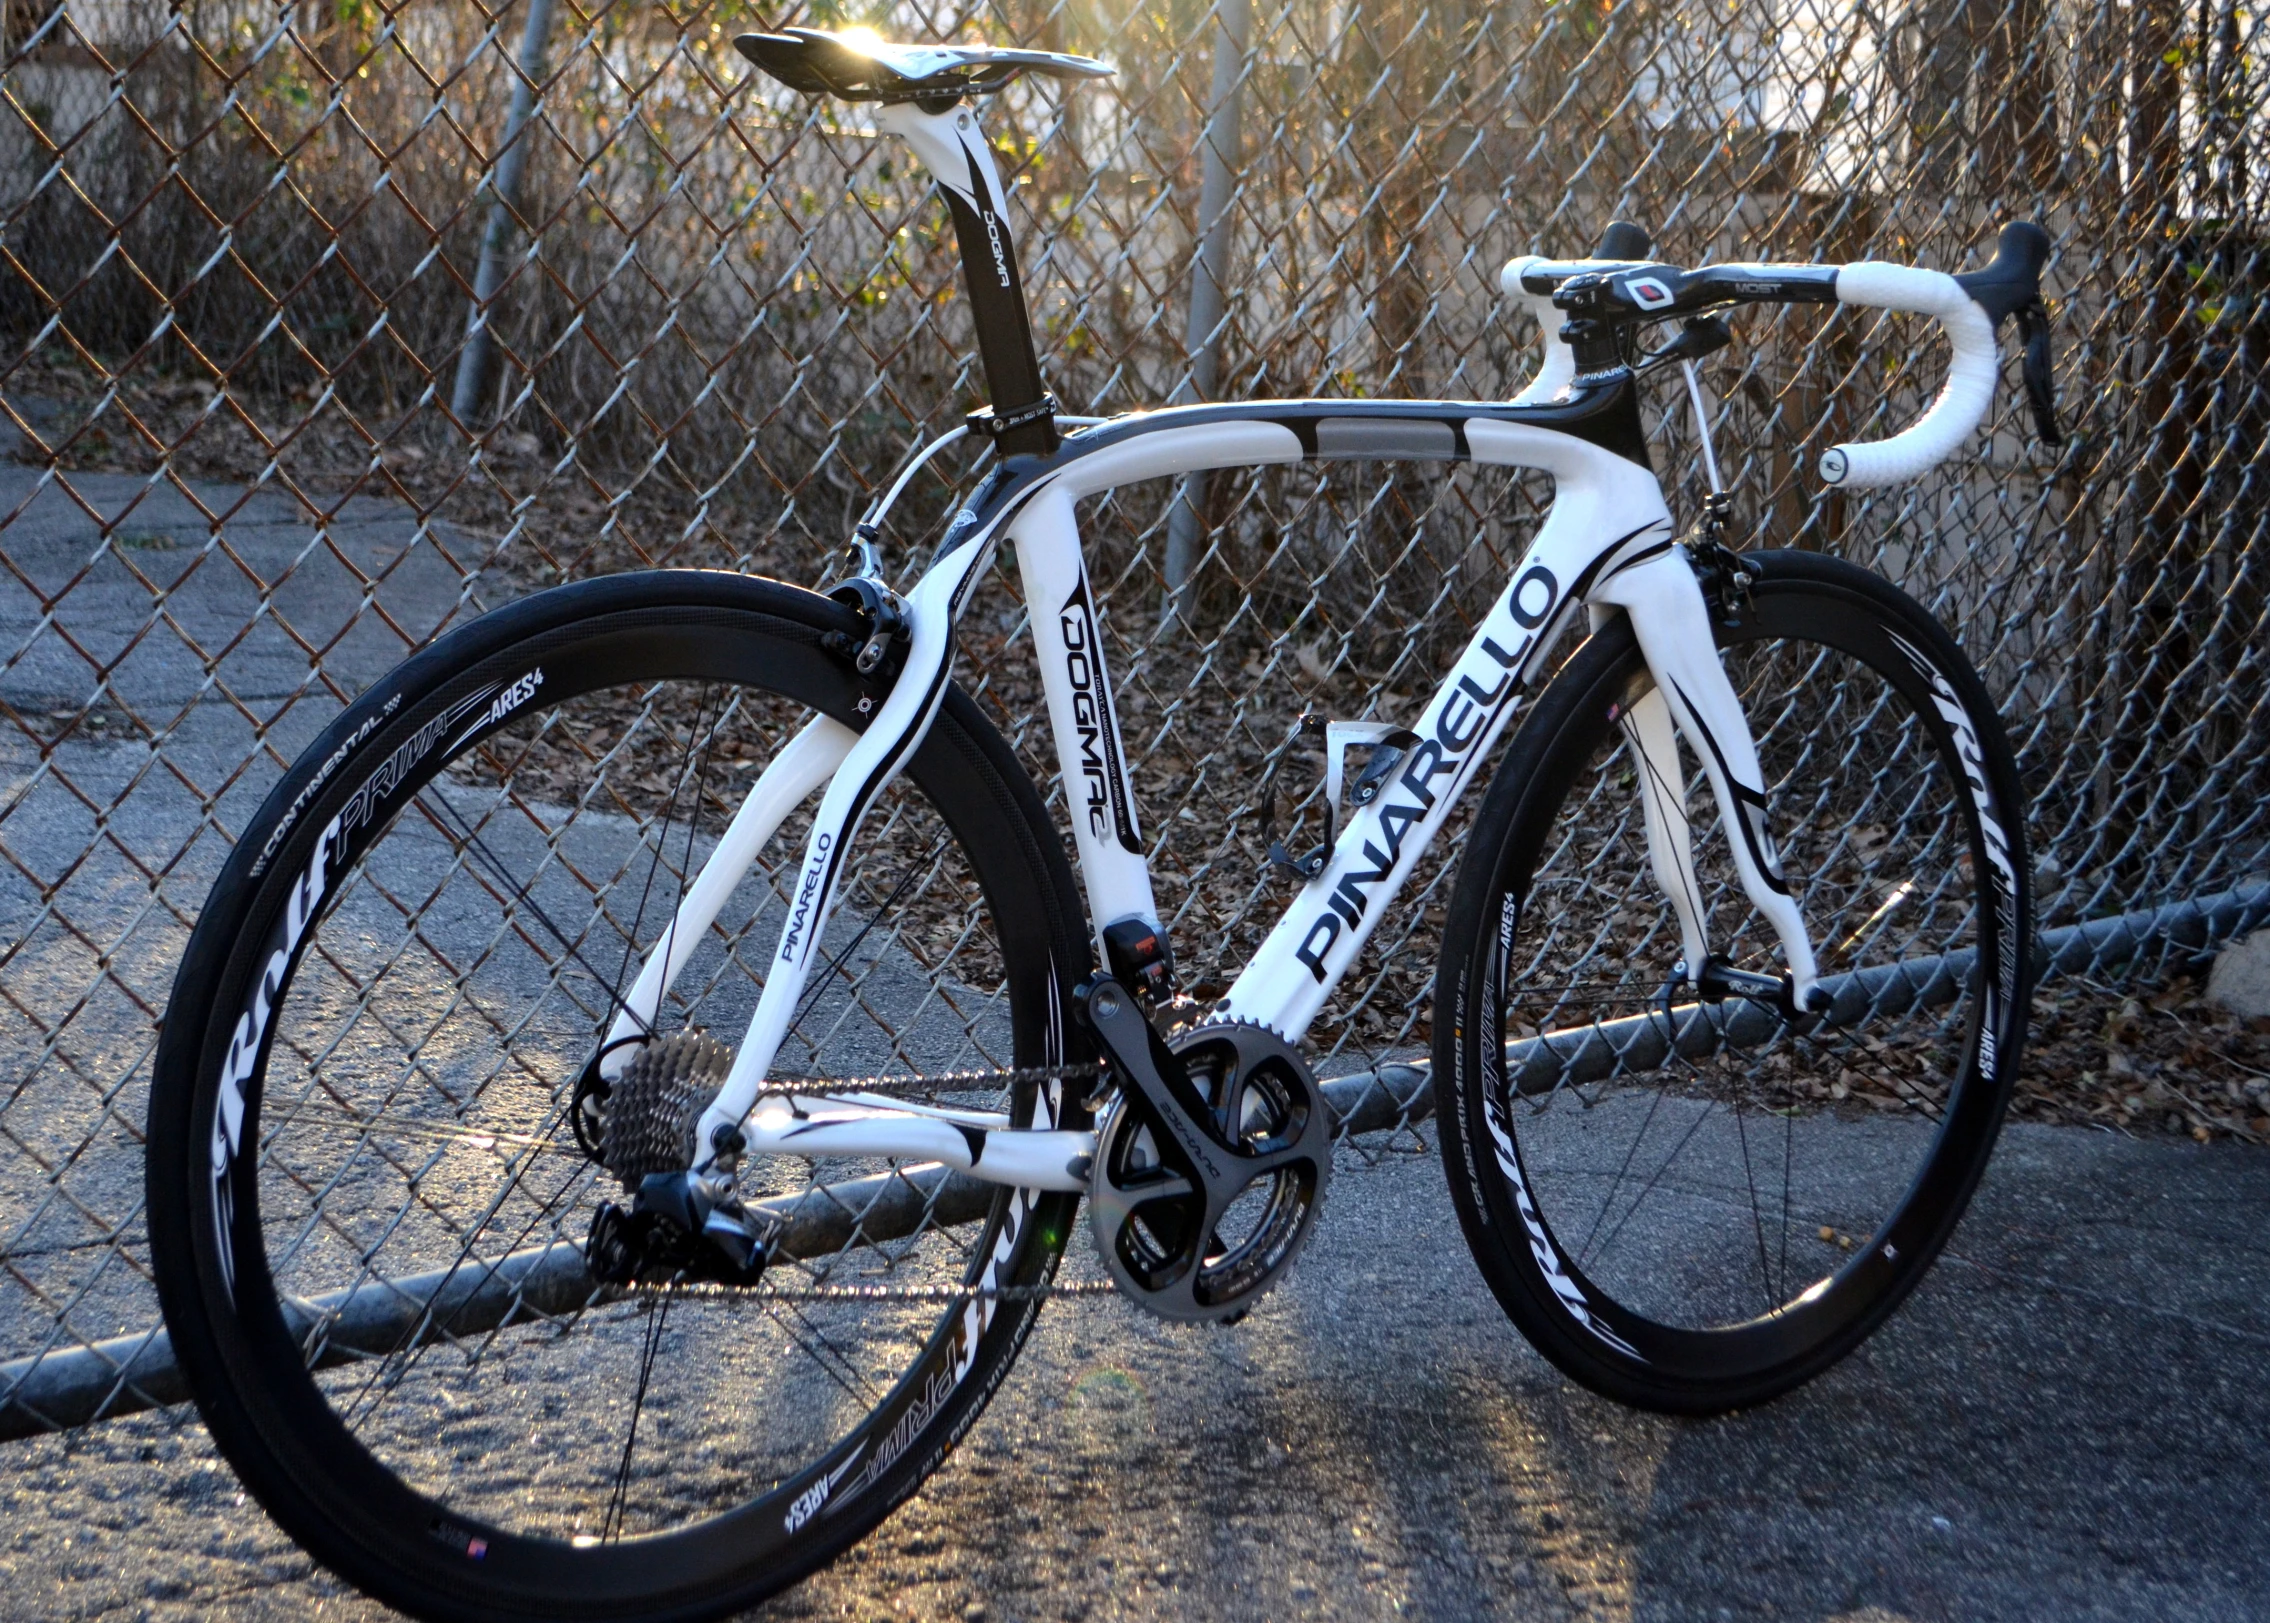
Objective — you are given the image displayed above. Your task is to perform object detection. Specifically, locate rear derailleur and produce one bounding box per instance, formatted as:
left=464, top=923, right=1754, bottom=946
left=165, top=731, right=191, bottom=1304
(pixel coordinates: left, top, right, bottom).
left=577, top=1030, right=778, bottom=1288
left=587, top=1169, right=776, bottom=1289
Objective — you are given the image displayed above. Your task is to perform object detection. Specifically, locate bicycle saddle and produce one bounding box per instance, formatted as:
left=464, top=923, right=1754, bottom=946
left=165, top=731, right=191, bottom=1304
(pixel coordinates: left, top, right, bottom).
left=734, top=29, right=1113, bottom=102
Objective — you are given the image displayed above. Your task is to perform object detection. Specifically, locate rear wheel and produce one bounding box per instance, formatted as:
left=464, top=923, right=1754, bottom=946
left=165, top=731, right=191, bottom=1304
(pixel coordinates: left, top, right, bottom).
left=148, top=570, right=1092, bottom=1623
left=1435, top=552, right=2030, bottom=1413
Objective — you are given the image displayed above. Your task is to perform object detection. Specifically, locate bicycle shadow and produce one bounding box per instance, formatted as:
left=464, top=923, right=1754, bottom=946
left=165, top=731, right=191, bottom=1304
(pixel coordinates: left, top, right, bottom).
left=1615, top=1120, right=2270, bottom=1622
left=759, top=1121, right=2270, bottom=1623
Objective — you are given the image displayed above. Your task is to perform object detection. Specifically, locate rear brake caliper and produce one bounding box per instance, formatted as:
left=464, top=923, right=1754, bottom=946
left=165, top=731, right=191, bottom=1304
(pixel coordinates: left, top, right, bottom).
left=822, top=527, right=911, bottom=680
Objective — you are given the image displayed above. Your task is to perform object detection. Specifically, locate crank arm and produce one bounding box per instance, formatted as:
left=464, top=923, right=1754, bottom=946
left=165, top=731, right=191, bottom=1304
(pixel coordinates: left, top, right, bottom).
left=1077, top=975, right=1244, bottom=1187
left=1080, top=976, right=1318, bottom=1264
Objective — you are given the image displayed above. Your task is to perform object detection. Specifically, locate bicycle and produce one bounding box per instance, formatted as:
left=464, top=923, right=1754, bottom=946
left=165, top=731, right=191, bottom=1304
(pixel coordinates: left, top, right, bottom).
left=146, top=29, right=2061, bottom=1623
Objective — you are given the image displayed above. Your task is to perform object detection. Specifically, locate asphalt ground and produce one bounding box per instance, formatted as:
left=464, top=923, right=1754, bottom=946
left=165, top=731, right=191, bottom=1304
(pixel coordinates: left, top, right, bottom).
left=4, top=1115, right=2266, bottom=1623
left=0, top=442, right=484, bottom=1367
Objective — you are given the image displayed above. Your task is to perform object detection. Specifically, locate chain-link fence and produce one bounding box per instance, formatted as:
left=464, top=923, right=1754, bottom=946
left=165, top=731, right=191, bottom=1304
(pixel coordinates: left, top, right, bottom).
left=2, top=0, right=2266, bottom=1437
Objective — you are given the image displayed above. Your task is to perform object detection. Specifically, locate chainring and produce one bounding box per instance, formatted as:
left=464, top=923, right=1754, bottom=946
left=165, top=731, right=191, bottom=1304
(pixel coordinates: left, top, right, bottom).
left=600, top=1030, right=733, bottom=1190
left=1086, top=1019, right=1332, bottom=1322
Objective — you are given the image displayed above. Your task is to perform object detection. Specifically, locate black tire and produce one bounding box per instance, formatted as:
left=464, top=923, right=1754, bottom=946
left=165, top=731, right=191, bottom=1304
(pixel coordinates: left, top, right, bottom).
left=1435, top=551, right=2030, bottom=1414
left=147, top=570, right=1094, bottom=1623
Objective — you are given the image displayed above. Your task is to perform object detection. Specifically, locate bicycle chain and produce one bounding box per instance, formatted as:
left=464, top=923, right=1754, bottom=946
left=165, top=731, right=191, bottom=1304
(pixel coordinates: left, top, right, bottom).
left=745, top=1060, right=1105, bottom=1105
left=618, top=1277, right=1121, bottom=1303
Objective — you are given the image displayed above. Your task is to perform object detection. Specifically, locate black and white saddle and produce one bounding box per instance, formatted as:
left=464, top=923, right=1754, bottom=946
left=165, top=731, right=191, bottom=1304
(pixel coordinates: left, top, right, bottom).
left=734, top=28, right=1112, bottom=102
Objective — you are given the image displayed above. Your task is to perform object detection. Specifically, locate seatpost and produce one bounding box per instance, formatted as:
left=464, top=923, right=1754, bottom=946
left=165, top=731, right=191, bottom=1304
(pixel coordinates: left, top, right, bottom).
left=876, top=100, right=1059, bottom=458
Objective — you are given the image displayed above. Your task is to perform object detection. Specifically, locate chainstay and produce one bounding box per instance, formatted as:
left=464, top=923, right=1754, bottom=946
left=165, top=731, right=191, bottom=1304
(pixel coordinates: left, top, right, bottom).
left=603, top=1061, right=1112, bottom=1304
left=305, top=1063, right=1107, bottom=1158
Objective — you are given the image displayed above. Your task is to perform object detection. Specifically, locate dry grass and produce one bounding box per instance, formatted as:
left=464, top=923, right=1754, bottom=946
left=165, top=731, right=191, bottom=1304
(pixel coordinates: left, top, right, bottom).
left=2023, top=974, right=2270, bottom=1144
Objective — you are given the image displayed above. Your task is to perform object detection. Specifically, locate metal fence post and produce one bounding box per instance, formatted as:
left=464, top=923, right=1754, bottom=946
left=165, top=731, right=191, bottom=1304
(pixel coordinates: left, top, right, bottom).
left=450, top=0, right=558, bottom=428
left=1161, top=0, right=1251, bottom=628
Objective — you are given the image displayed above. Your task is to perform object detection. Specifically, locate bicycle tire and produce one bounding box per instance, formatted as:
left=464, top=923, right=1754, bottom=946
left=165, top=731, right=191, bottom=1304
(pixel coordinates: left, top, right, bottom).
left=1435, top=550, right=2030, bottom=1414
left=147, top=569, right=1093, bottom=1623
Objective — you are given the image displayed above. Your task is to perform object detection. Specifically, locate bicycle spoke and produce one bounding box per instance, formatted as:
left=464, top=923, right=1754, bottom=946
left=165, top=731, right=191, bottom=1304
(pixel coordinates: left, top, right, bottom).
left=602, top=1292, right=674, bottom=1543
left=334, top=1098, right=597, bottom=1432
left=1730, top=1097, right=1777, bottom=1315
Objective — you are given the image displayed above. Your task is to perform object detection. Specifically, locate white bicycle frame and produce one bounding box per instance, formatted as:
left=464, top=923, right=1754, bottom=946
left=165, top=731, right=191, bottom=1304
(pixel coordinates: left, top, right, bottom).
left=593, top=97, right=2010, bottom=1195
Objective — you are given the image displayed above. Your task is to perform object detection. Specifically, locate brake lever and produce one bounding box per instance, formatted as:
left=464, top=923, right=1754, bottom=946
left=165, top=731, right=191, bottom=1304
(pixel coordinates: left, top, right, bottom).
left=2016, top=299, right=2065, bottom=447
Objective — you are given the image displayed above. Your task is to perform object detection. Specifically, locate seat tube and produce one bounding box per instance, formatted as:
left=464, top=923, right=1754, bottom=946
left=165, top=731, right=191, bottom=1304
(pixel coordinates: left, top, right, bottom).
left=1010, top=485, right=1160, bottom=953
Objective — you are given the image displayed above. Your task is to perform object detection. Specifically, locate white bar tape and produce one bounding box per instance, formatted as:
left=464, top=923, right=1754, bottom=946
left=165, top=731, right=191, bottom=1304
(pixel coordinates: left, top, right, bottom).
left=1822, top=263, right=1998, bottom=488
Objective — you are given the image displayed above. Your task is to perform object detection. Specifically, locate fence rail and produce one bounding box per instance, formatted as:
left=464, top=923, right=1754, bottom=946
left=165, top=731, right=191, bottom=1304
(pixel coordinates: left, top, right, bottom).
left=3, top=0, right=2266, bottom=1434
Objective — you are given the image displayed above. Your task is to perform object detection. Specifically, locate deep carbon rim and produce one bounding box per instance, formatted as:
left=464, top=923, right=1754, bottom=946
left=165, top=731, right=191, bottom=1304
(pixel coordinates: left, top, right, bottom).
left=155, top=577, right=1083, bottom=1619
left=1453, top=560, right=2027, bottom=1388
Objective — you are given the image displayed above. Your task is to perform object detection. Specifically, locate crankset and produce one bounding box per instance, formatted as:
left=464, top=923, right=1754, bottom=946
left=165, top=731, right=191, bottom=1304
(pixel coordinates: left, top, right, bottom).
left=1078, top=977, right=1332, bottom=1322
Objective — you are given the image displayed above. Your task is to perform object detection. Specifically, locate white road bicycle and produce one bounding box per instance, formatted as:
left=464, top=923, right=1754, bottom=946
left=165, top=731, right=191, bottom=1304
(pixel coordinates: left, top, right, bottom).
left=149, top=32, right=2063, bottom=1623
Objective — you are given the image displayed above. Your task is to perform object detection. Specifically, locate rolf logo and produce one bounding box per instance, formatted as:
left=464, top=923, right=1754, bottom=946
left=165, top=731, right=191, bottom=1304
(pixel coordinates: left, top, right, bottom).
left=1482, top=1076, right=1641, bottom=1359
left=779, top=832, right=834, bottom=962
left=1887, top=631, right=2021, bottom=1016
left=1293, top=566, right=1558, bottom=981
left=211, top=813, right=342, bottom=1296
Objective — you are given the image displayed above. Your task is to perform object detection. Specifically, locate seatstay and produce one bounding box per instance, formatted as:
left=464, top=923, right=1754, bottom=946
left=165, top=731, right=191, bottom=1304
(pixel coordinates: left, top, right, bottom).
left=596, top=715, right=857, bottom=1080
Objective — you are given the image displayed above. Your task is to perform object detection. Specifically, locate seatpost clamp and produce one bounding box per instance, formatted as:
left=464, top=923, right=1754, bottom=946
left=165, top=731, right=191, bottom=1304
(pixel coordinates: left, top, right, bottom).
left=966, top=393, right=1060, bottom=444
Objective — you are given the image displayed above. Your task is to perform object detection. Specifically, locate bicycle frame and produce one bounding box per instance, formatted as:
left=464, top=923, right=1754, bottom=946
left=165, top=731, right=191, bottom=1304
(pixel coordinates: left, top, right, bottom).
left=593, top=98, right=1825, bottom=1190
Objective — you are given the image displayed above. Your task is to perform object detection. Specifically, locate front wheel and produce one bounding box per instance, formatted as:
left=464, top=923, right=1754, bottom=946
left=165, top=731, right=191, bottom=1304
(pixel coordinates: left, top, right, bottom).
left=1435, top=551, right=2031, bottom=1414
left=147, top=570, right=1093, bottom=1623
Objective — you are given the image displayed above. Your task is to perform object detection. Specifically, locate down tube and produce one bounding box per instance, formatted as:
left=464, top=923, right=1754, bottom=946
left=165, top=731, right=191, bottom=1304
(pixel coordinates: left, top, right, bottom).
left=1223, top=469, right=1673, bottom=1041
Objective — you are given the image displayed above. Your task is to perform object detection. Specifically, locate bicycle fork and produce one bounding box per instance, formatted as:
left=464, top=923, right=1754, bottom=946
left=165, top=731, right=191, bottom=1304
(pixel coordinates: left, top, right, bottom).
left=1589, top=549, right=1824, bottom=1015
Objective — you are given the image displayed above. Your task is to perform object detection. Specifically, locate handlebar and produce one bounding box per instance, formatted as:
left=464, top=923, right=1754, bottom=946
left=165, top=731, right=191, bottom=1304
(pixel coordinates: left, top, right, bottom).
left=1499, top=220, right=2062, bottom=490
left=1821, top=263, right=1999, bottom=487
